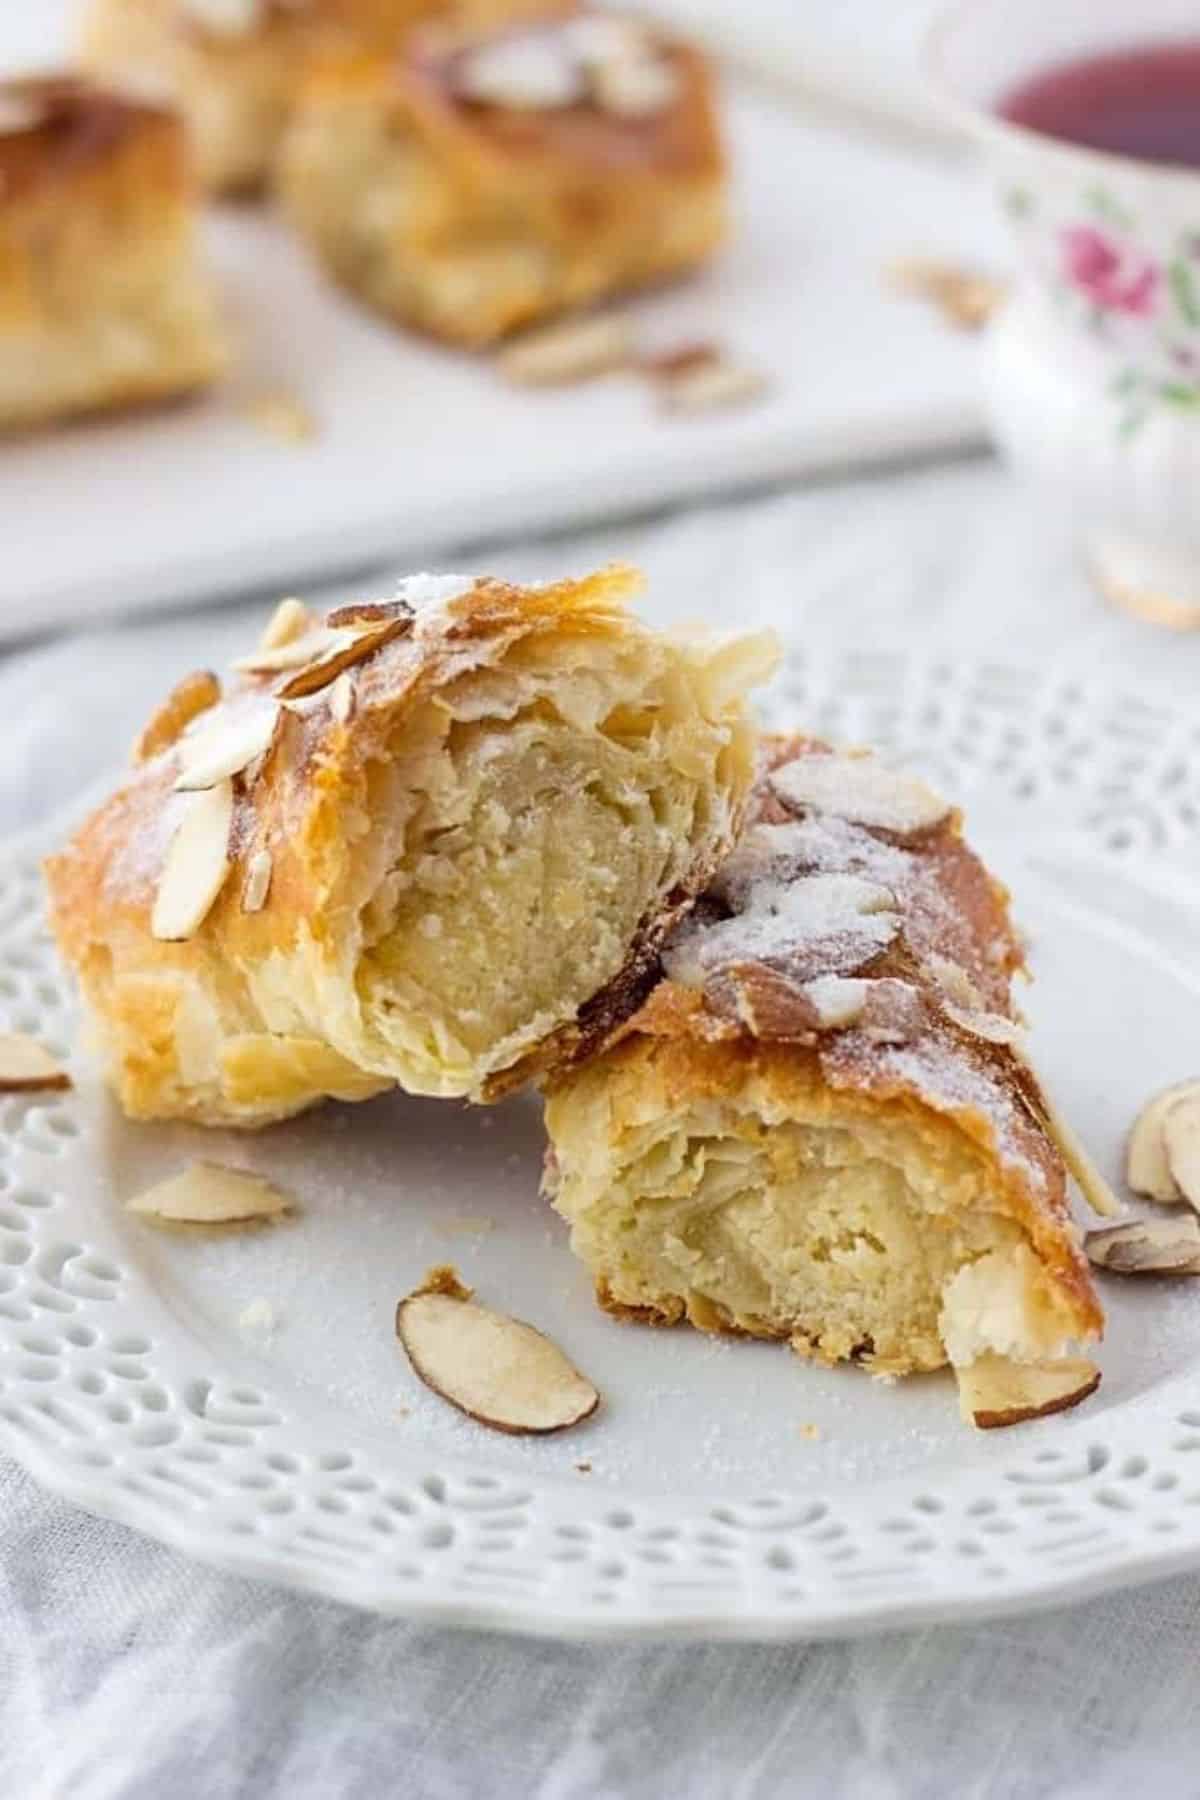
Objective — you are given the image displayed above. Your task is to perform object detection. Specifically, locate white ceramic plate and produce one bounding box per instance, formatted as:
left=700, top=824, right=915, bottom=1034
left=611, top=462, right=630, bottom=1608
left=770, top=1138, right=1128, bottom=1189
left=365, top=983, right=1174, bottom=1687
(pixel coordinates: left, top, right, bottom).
left=2, top=649, right=1198, bottom=1642
left=0, top=87, right=998, bottom=641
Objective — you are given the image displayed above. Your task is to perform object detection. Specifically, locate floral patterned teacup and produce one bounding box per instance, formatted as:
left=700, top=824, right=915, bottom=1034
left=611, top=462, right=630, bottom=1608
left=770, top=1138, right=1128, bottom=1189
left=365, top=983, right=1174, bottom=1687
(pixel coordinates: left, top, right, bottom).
left=931, top=0, right=1200, bottom=624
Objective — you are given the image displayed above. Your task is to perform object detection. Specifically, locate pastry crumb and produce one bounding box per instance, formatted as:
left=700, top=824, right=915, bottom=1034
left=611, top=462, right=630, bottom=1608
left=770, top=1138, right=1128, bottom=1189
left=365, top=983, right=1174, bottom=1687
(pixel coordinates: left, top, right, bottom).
left=575, top=1459, right=593, bottom=1473
left=886, top=258, right=1005, bottom=330
left=238, top=1297, right=277, bottom=1338
left=798, top=1422, right=821, bottom=1442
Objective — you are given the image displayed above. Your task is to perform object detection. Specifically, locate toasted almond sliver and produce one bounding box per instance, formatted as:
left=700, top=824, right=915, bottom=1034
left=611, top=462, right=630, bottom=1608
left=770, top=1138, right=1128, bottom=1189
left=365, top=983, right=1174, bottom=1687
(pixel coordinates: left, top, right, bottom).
left=955, top=1354, right=1101, bottom=1429
left=260, top=597, right=312, bottom=652
left=1163, top=1095, right=1200, bottom=1212
left=925, top=955, right=985, bottom=1012
left=1030, top=1077, right=1123, bottom=1219
left=151, top=781, right=233, bottom=942
left=396, top=1273, right=600, bottom=1435
left=133, top=670, right=221, bottom=764
left=326, top=600, right=413, bottom=629
left=942, top=1002, right=1024, bottom=1048
left=770, top=751, right=951, bottom=836
left=498, top=315, right=634, bottom=386
left=0, top=1034, right=71, bottom=1093
left=174, top=706, right=277, bottom=791
left=232, top=626, right=345, bottom=676
left=658, top=356, right=769, bottom=416
left=127, top=1161, right=291, bottom=1225
left=241, top=848, right=273, bottom=914
left=278, top=616, right=411, bottom=700
left=1085, top=1213, right=1200, bottom=1275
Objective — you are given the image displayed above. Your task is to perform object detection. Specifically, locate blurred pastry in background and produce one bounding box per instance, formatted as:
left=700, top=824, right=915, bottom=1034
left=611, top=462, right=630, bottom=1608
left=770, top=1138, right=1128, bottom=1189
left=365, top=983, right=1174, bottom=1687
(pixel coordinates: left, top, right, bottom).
left=0, top=77, right=226, bottom=433
left=80, top=1, right=565, bottom=196
left=277, top=9, right=726, bottom=345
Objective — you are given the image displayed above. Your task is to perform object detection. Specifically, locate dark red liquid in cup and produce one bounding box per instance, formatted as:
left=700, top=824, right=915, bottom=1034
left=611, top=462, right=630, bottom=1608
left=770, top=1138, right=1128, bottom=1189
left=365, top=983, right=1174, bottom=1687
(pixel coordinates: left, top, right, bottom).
left=1000, top=41, right=1200, bottom=169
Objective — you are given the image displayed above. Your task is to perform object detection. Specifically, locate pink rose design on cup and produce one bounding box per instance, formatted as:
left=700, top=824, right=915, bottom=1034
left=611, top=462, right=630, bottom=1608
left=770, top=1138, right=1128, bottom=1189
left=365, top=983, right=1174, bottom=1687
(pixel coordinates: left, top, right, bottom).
left=1061, top=225, right=1160, bottom=316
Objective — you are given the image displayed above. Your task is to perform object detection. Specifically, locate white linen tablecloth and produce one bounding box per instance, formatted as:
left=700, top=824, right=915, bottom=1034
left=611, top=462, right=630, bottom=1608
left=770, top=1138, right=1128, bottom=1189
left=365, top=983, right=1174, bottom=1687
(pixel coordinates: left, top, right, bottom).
left=2, top=460, right=1200, bottom=1799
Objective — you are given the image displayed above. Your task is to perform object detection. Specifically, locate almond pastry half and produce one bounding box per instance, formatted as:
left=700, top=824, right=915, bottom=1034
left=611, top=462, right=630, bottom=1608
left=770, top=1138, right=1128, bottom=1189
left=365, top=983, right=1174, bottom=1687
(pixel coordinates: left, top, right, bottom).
left=46, top=566, right=775, bottom=1125
left=543, top=737, right=1105, bottom=1424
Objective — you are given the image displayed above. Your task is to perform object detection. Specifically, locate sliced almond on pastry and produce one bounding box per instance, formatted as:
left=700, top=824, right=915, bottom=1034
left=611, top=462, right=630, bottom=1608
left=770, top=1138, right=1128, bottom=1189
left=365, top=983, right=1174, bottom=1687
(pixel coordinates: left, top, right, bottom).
left=133, top=670, right=221, bottom=764
left=326, top=600, right=413, bottom=629
left=770, top=751, right=951, bottom=835
left=151, top=781, right=233, bottom=942
left=498, top=315, right=634, bottom=386
left=0, top=1034, right=71, bottom=1092
left=1162, top=1095, right=1200, bottom=1211
left=174, top=705, right=277, bottom=791
left=127, top=1161, right=291, bottom=1225
left=0, top=94, right=48, bottom=135
left=278, top=616, right=412, bottom=700
left=942, top=1002, right=1025, bottom=1048
left=1085, top=1213, right=1200, bottom=1275
left=456, top=36, right=585, bottom=109
left=956, top=1354, right=1101, bottom=1429
left=241, top=848, right=273, bottom=914
left=396, top=1272, right=600, bottom=1435
left=259, top=596, right=312, bottom=652
left=1127, top=1082, right=1200, bottom=1203
left=591, top=54, right=680, bottom=117
left=233, top=626, right=344, bottom=676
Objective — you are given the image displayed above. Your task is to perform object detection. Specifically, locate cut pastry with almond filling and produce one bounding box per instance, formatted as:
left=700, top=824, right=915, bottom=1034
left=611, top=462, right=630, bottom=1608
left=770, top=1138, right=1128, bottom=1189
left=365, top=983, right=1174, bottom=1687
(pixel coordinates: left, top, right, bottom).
left=543, top=736, right=1104, bottom=1422
left=46, top=566, right=775, bottom=1125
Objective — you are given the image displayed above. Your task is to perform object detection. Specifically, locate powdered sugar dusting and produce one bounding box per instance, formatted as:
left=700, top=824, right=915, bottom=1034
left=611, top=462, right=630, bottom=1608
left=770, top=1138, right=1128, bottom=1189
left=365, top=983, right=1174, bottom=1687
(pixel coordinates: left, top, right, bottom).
left=663, top=871, right=899, bottom=988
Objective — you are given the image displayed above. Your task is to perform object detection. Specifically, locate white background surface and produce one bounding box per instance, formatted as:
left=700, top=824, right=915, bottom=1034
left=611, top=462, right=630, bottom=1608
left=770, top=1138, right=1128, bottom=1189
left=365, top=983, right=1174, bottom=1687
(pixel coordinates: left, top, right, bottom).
left=5, top=5, right=1200, bottom=1799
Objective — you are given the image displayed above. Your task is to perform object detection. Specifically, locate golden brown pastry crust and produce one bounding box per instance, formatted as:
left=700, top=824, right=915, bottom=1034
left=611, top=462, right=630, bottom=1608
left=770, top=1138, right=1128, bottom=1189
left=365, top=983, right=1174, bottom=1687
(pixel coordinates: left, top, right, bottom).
left=47, top=568, right=774, bottom=1125
left=0, top=76, right=225, bottom=430
left=278, top=11, right=726, bottom=343
left=81, top=0, right=570, bottom=194
left=544, top=735, right=1103, bottom=1381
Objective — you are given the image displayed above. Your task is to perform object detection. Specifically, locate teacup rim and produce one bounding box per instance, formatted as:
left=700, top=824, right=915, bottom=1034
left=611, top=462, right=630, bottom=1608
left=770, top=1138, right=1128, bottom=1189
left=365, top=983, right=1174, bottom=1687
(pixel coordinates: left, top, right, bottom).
left=924, top=0, right=1200, bottom=192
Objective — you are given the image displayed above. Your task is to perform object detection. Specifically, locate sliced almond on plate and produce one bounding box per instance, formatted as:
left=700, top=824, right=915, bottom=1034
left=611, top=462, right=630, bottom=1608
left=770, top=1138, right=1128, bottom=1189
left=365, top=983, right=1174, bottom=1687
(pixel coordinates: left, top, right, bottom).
left=0, top=1034, right=71, bottom=1093
left=770, top=750, right=951, bottom=835
left=396, top=1271, right=600, bottom=1435
left=1127, top=1081, right=1200, bottom=1203
left=127, top=1161, right=291, bottom=1226
left=151, top=781, right=233, bottom=942
left=956, top=1353, right=1101, bottom=1429
left=888, top=259, right=1006, bottom=331
left=241, top=848, right=273, bottom=914
left=174, top=705, right=277, bottom=791
left=1162, top=1095, right=1200, bottom=1211
left=1085, top=1213, right=1200, bottom=1275
left=498, top=315, right=634, bottom=386
left=657, top=352, right=769, bottom=416
left=133, top=670, right=221, bottom=764
left=259, top=597, right=312, bottom=653
left=278, top=616, right=412, bottom=700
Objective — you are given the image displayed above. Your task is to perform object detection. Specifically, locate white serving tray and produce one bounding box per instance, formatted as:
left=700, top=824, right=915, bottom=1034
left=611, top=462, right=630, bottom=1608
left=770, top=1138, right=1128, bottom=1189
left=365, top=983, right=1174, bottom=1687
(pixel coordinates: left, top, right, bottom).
left=2, top=648, right=1199, bottom=1642
left=2, top=85, right=998, bottom=640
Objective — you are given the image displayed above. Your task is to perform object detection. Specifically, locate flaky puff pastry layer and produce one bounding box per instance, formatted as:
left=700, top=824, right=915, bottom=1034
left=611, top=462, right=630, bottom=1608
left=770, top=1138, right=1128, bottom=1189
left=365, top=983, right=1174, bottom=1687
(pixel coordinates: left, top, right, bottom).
left=0, top=77, right=225, bottom=431
left=81, top=0, right=569, bottom=194
left=277, top=10, right=726, bottom=344
left=544, top=737, right=1103, bottom=1400
left=46, top=568, right=776, bottom=1127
